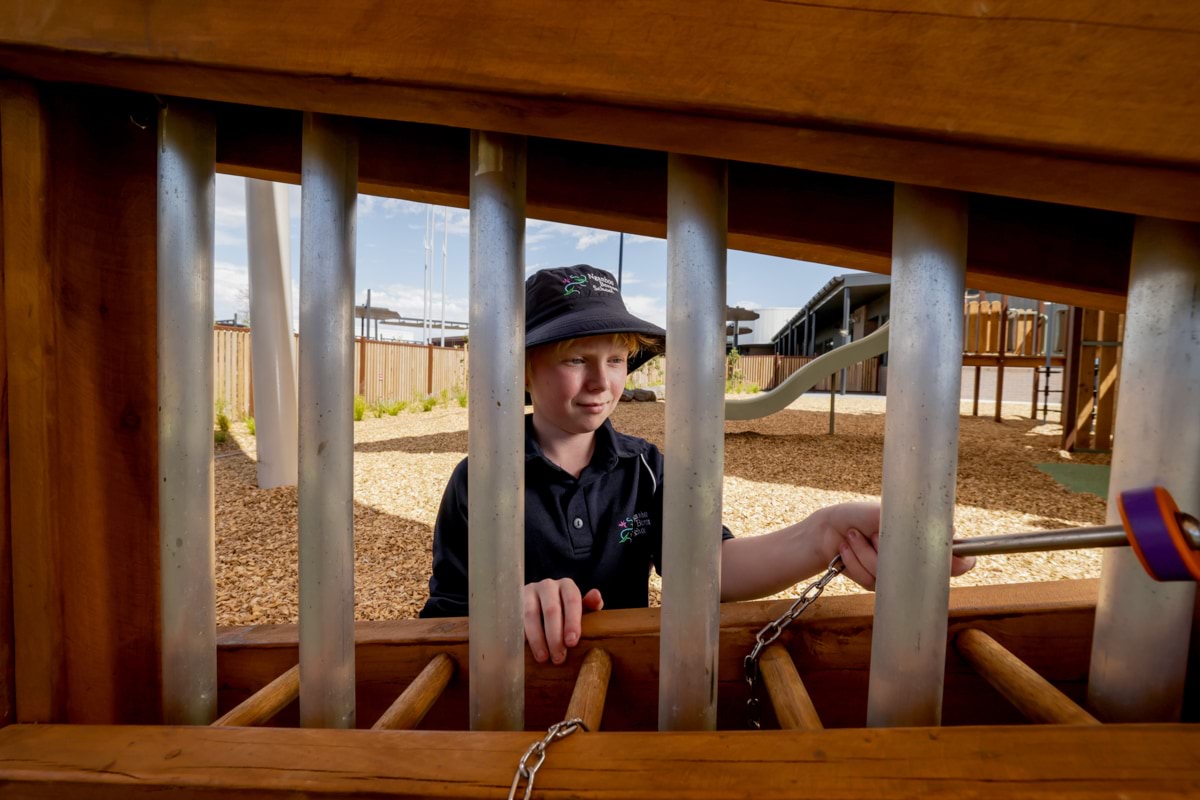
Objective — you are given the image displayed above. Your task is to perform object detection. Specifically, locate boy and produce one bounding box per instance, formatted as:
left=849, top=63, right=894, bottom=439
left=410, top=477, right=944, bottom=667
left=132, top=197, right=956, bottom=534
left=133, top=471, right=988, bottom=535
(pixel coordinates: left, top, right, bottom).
left=420, top=265, right=974, bottom=664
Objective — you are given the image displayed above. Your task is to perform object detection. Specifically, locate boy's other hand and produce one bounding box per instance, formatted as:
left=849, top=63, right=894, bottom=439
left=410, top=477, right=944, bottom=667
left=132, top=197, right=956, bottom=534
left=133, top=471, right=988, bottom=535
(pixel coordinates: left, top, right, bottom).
left=523, top=578, right=603, bottom=664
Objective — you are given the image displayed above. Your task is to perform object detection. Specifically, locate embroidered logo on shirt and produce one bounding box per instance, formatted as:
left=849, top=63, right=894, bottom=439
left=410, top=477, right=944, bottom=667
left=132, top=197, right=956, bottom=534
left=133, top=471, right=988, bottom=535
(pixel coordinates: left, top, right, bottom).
left=618, top=511, right=652, bottom=543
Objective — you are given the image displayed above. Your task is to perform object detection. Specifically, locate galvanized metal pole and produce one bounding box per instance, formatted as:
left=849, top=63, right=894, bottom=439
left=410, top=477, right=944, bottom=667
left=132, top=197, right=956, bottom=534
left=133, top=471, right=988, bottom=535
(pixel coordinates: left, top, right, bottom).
left=468, top=131, right=527, bottom=731
left=1088, top=218, right=1199, bottom=722
left=157, top=100, right=217, bottom=725
left=246, top=178, right=299, bottom=490
left=867, top=184, right=967, bottom=728
left=298, top=112, right=358, bottom=729
left=659, top=154, right=728, bottom=731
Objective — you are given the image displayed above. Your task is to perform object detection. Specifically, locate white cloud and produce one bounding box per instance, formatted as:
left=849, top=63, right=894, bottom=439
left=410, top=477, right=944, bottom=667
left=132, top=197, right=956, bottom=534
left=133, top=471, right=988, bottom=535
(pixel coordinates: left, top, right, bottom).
left=215, top=174, right=247, bottom=247
left=623, top=294, right=666, bottom=327
left=575, top=230, right=615, bottom=250
left=732, top=300, right=762, bottom=310
left=214, top=260, right=249, bottom=317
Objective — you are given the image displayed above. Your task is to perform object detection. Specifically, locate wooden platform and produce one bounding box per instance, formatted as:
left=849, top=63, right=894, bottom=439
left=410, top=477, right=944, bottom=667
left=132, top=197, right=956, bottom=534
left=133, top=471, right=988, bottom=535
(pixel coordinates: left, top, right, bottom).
left=1, top=722, right=1196, bottom=799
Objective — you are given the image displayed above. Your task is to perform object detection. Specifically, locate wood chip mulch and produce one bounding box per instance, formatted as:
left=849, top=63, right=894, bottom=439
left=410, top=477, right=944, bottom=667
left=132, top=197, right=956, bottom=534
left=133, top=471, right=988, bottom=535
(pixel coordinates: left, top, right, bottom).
left=216, top=396, right=1108, bottom=627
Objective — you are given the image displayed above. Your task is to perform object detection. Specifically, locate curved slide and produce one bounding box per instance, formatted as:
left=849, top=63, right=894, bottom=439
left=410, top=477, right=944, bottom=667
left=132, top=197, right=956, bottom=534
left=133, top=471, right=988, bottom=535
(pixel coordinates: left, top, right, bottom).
left=725, top=322, right=890, bottom=420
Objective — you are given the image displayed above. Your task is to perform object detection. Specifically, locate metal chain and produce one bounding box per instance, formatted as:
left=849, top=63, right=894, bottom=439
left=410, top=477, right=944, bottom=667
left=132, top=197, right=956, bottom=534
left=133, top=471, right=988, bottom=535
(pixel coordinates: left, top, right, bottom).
left=744, top=554, right=845, bottom=728
left=508, top=718, right=588, bottom=800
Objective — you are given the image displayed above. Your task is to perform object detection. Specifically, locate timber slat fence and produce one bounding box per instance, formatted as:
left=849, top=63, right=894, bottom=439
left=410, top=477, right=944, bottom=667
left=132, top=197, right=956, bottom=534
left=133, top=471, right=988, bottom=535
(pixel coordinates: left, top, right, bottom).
left=213, top=326, right=468, bottom=418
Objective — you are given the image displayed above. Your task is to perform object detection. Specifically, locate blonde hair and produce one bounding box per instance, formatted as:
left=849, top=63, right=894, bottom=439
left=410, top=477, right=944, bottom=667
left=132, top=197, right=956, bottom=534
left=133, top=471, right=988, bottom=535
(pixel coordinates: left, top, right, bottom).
left=525, top=332, right=661, bottom=383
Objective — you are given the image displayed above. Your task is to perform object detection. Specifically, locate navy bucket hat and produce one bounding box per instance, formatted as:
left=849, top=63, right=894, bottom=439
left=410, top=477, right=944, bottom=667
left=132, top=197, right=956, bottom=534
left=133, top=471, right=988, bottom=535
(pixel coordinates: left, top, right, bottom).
left=526, top=265, right=665, bottom=372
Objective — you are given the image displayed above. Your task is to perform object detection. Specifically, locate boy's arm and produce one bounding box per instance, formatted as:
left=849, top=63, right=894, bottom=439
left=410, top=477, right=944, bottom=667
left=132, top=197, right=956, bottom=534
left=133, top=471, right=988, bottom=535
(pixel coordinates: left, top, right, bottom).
left=719, top=503, right=879, bottom=601
left=720, top=502, right=975, bottom=601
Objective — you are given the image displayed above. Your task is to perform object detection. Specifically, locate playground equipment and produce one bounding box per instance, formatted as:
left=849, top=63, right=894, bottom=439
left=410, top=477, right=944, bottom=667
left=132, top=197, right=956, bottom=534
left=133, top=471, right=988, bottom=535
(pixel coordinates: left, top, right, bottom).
left=0, top=4, right=1198, bottom=797
left=725, top=322, right=890, bottom=420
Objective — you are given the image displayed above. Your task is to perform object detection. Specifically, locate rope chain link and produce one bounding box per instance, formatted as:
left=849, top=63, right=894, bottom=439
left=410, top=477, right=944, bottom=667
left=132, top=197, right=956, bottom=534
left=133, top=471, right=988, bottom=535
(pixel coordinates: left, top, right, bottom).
left=744, top=554, right=845, bottom=729
left=508, top=718, right=588, bottom=800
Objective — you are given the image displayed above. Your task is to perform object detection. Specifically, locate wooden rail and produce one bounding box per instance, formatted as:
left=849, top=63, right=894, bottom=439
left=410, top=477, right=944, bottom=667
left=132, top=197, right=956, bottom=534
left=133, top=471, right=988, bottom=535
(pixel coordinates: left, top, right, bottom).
left=371, top=653, right=455, bottom=731
left=211, top=664, right=299, bottom=727
left=565, top=648, right=612, bottom=731
left=759, top=643, right=823, bottom=731
left=955, top=628, right=1099, bottom=726
left=3, top=723, right=1197, bottom=798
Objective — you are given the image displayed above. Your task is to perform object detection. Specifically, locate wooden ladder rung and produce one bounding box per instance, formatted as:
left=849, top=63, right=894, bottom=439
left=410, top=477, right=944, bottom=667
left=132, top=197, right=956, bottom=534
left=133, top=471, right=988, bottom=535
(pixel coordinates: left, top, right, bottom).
left=371, top=653, right=456, bottom=731
left=955, top=628, right=1099, bottom=725
left=759, top=643, right=823, bottom=730
left=212, top=664, right=300, bottom=727
left=565, top=648, right=612, bottom=731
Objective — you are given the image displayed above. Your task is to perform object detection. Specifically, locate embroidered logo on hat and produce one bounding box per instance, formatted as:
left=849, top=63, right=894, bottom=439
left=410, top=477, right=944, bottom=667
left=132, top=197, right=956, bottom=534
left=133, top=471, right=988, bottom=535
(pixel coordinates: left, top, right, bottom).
left=562, top=275, right=587, bottom=295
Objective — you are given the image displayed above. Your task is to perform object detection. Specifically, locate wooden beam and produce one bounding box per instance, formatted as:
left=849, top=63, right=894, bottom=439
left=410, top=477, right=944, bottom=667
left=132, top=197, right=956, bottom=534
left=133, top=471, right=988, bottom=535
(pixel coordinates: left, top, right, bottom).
left=759, top=643, right=822, bottom=731
left=955, top=628, right=1099, bottom=726
left=0, top=82, right=162, bottom=724
left=0, top=2, right=1198, bottom=226
left=0, top=117, right=13, bottom=727
left=212, top=664, right=299, bottom=728
left=564, top=647, right=611, bottom=732
left=370, top=653, right=455, bottom=731
left=217, top=580, right=1101, bottom=732
left=962, top=355, right=1065, bottom=369
left=1, top=79, right=64, bottom=724
left=212, top=109, right=1131, bottom=312
left=2, top=722, right=1198, bottom=798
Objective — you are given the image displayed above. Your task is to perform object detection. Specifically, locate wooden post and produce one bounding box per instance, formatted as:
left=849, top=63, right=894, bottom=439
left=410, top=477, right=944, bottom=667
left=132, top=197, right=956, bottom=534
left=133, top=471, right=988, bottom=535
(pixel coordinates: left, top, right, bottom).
left=1060, top=307, right=1084, bottom=451
left=357, top=336, right=368, bottom=398
left=972, top=366, right=981, bottom=416
left=1031, top=366, right=1040, bottom=419
left=955, top=629, right=1099, bottom=725
left=1093, top=311, right=1121, bottom=450
left=994, top=295, right=1008, bottom=422
left=426, top=343, right=434, bottom=396
left=2, top=82, right=162, bottom=723
left=1073, top=309, right=1100, bottom=450
left=212, top=665, right=300, bottom=728
left=759, top=644, right=823, bottom=731
left=0, top=150, right=12, bottom=728
left=371, top=653, right=455, bottom=731
left=565, top=648, right=612, bottom=732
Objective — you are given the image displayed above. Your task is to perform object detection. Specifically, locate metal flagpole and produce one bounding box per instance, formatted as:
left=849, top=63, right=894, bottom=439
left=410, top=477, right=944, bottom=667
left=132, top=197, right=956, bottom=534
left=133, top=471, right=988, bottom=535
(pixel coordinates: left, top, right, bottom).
left=441, top=206, right=448, bottom=346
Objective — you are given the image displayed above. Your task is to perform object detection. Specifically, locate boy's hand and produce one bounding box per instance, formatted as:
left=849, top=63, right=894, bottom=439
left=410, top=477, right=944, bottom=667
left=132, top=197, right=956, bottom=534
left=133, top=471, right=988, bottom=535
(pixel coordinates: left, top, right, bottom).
left=522, top=578, right=603, bottom=664
left=820, top=502, right=976, bottom=590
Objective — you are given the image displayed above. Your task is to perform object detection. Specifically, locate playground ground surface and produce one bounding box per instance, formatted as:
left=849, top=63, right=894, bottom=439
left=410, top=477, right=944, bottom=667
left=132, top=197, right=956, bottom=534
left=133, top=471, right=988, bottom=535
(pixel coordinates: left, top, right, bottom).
left=214, top=393, right=1110, bottom=627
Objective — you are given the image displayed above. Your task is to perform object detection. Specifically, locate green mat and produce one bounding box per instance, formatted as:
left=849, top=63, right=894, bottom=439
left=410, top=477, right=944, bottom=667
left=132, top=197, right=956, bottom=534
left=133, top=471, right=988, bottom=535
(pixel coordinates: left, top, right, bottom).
left=1036, top=463, right=1111, bottom=498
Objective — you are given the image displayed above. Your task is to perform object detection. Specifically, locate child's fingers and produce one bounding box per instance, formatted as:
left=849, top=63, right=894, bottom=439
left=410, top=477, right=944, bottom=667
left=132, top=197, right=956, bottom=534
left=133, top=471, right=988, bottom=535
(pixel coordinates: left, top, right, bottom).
left=536, top=580, right=568, bottom=664
left=950, top=554, right=977, bottom=577
left=838, top=530, right=877, bottom=591
left=559, top=580, right=585, bottom=652
left=582, top=587, right=604, bottom=613
left=522, top=584, right=550, bottom=663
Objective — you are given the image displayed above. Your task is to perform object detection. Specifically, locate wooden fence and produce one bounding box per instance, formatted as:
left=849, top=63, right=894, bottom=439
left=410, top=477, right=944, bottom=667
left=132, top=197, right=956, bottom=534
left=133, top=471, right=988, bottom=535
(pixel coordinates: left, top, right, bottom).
left=963, top=299, right=1067, bottom=356
left=213, top=326, right=468, bottom=418
left=625, top=354, right=881, bottom=394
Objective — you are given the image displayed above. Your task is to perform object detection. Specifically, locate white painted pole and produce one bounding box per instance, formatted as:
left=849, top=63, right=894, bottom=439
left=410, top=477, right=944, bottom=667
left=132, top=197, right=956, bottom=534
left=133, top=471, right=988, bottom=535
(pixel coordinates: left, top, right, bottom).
left=441, top=206, right=448, bottom=346
left=1087, top=218, right=1199, bottom=722
left=298, top=112, right=358, bottom=729
left=246, top=179, right=299, bottom=489
left=659, top=153, right=728, bottom=731
left=468, top=131, right=527, bottom=731
left=157, top=100, right=217, bottom=725
left=866, top=184, right=968, bottom=728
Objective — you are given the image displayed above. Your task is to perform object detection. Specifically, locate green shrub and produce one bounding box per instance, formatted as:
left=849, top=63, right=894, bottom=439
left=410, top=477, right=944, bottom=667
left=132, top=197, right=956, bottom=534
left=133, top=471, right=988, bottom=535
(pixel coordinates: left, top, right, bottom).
left=214, top=430, right=228, bottom=444
left=215, top=398, right=231, bottom=433
left=456, top=389, right=468, bottom=408
left=246, top=416, right=256, bottom=436
left=385, top=400, right=405, bottom=416
left=439, top=388, right=450, bottom=407
left=371, top=399, right=387, bottom=419
left=353, top=394, right=366, bottom=421
left=420, top=394, right=438, bottom=412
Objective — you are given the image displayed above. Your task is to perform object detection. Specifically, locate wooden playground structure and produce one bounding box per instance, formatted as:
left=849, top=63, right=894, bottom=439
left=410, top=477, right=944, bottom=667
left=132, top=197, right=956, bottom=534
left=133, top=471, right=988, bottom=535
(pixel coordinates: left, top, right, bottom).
left=0, top=3, right=1198, bottom=798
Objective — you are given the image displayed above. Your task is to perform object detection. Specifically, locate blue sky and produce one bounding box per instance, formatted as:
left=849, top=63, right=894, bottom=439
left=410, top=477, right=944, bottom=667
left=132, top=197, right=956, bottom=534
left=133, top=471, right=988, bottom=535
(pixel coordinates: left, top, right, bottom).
left=214, top=174, right=858, bottom=341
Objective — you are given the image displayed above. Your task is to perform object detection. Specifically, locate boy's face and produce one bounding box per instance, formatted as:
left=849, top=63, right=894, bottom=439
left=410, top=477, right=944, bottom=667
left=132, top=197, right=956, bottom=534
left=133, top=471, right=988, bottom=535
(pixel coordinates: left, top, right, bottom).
left=527, top=335, right=630, bottom=436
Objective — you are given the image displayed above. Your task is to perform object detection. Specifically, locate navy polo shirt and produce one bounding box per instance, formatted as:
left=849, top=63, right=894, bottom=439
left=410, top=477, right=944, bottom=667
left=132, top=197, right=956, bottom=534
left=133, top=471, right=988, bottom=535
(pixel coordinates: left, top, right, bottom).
left=419, top=415, right=733, bottom=618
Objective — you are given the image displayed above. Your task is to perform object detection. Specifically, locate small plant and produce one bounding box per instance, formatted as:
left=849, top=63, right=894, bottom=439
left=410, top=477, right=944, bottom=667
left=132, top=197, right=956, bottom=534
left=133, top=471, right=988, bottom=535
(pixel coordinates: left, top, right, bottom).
left=353, top=394, right=367, bottom=421
left=214, top=430, right=228, bottom=444
left=371, top=398, right=387, bottom=419
left=455, top=389, right=468, bottom=408
left=439, top=388, right=450, bottom=407
left=215, top=398, right=231, bottom=434
left=246, top=416, right=256, bottom=436
left=385, top=400, right=405, bottom=416
left=420, top=394, right=438, bottom=412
